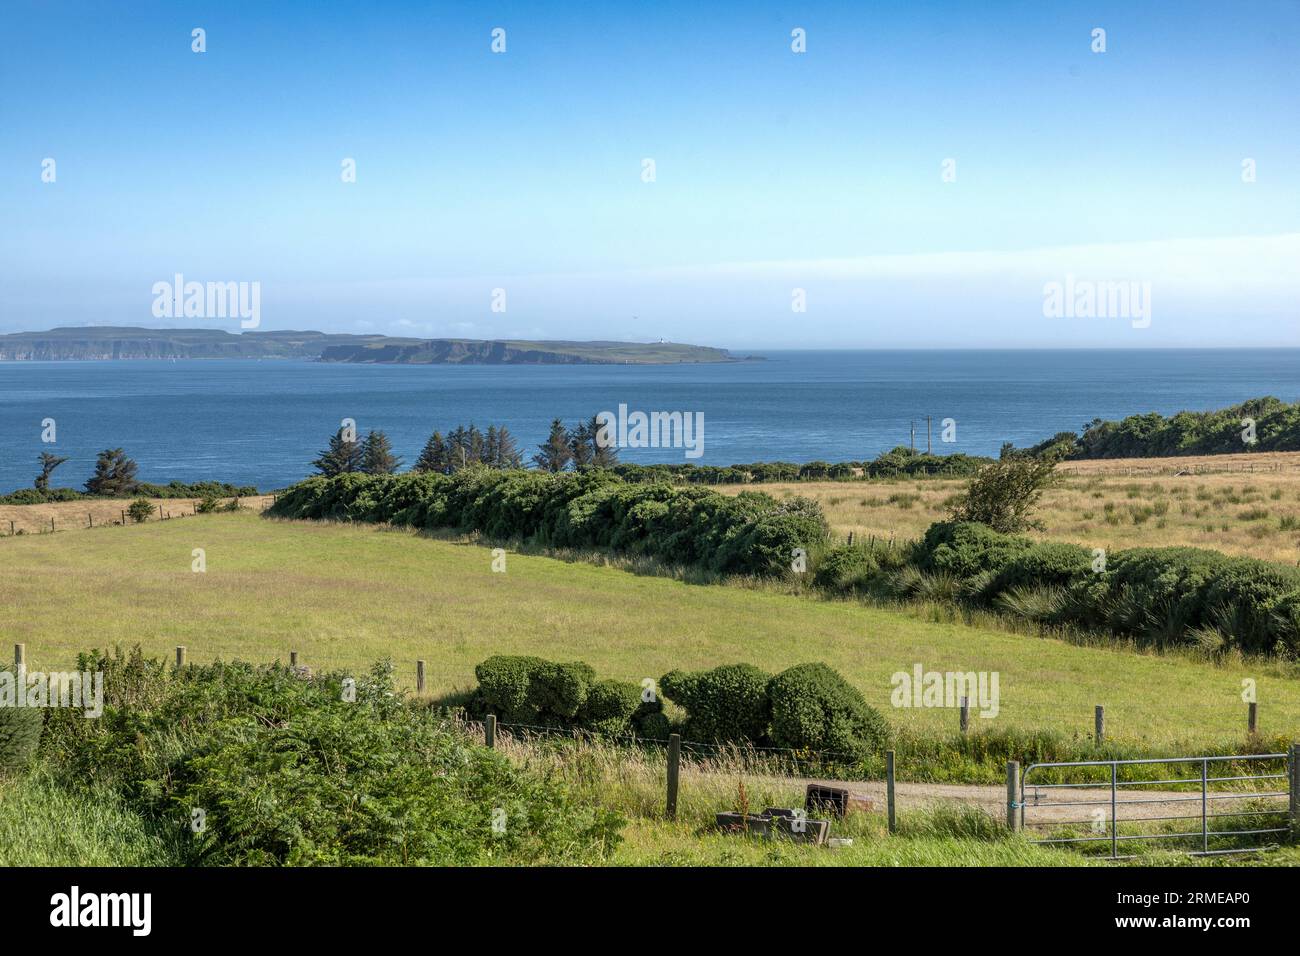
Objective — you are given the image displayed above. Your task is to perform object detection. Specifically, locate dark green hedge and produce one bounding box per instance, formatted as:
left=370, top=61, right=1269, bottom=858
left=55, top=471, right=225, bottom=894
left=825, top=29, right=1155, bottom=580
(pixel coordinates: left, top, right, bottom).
left=269, top=469, right=828, bottom=578
left=470, top=655, right=663, bottom=738
left=659, top=664, right=772, bottom=744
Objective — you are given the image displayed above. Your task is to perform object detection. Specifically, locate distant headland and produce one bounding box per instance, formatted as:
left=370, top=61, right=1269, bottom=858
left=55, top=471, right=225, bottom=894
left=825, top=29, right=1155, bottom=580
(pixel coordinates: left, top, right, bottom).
left=0, top=327, right=757, bottom=365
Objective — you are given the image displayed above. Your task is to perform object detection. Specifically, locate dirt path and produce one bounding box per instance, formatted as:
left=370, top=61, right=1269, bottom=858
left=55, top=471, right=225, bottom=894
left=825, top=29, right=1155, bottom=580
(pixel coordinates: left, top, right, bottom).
left=792, top=776, right=1287, bottom=825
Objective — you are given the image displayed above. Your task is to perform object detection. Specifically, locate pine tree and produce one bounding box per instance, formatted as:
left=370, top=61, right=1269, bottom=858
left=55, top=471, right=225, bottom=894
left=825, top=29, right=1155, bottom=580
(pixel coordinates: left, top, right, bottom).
left=588, top=414, right=619, bottom=468
left=414, top=431, right=449, bottom=473
left=467, top=424, right=485, bottom=465
left=313, top=428, right=363, bottom=476
left=484, top=426, right=500, bottom=467
left=568, top=420, right=594, bottom=470
left=84, top=448, right=139, bottom=496
left=35, top=452, right=69, bottom=492
left=361, top=430, right=402, bottom=475
left=532, top=418, right=572, bottom=472
left=495, top=426, right=522, bottom=468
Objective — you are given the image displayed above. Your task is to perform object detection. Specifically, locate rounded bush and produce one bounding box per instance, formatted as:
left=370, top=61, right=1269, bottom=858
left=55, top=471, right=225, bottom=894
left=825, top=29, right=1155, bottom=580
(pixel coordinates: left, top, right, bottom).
left=525, top=661, right=595, bottom=720
left=918, top=521, right=1031, bottom=580
left=577, top=678, right=640, bottom=734
left=767, top=663, right=890, bottom=758
left=989, top=542, right=1093, bottom=597
left=658, top=663, right=771, bottom=743
left=474, top=655, right=546, bottom=722
left=813, top=545, right=879, bottom=592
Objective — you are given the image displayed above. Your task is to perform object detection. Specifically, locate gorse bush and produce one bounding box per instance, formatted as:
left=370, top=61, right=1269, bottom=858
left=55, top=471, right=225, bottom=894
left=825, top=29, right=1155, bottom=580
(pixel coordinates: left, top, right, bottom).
left=269, top=469, right=829, bottom=578
left=470, top=655, right=664, bottom=738
left=40, top=648, right=621, bottom=865
left=947, top=455, right=1059, bottom=533
left=656, top=662, right=891, bottom=759
left=766, top=663, right=892, bottom=758
left=848, top=521, right=1300, bottom=657
left=659, top=664, right=772, bottom=744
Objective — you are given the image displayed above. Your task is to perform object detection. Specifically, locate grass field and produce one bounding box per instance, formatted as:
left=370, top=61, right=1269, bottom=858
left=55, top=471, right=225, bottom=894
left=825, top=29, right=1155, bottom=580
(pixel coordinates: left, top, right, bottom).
left=736, top=452, right=1300, bottom=564
left=4, top=509, right=1297, bottom=752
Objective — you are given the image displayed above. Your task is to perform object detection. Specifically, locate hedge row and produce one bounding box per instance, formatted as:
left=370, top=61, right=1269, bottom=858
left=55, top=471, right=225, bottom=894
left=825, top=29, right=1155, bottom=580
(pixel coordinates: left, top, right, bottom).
left=469, top=656, right=669, bottom=739
left=269, top=469, right=828, bottom=578
left=1, top=480, right=259, bottom=505
left=468, top=656, right=892, bottom=759
left=814, top=520, right=1300, bottom=657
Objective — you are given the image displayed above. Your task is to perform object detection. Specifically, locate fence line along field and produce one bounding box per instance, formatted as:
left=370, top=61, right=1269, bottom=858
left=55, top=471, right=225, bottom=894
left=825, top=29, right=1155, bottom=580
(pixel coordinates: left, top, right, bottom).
left=731, top=450, right=1300, bottom=564
left=0, top=495, right=274, bottom=536
left=3, top=509, right=1297, bottom=751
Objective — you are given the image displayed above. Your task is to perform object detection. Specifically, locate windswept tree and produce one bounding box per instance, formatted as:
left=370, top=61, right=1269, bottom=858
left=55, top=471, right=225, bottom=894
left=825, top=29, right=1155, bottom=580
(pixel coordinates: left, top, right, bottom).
left=948, top=453, right=1059, bottom=533
left=533, top=418, right=572, bottom=473
left=568, top=419, right=594, bottom=470
left=35, top=452, right=69, bottom=492
left=361, top=430, right=402, bottom=475
left=313, top=427, right=363, bottom=476
left=414, top=431, right=450, bottom=474
left=85, top=448, right=139, bottom=496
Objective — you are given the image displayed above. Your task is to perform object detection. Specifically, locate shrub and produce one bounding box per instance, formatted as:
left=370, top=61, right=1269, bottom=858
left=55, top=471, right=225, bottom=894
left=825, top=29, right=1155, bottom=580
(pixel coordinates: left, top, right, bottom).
left=39, top=651, right=621, bottom=866
left=0, top=671, right=43, bottom=776
left=525, top=661, right=596, bottom=720
left=658, top=664, right=772, bottom=743
left=813, top=545, right=878, bottom=592
left=126, top=497, right=155, bottom=523
left=988, top=542, right=1094, bottom=596
left=767, top=663, right=891, bottom=758
left=917, top=521, right=1031, bottom=580
left=474, top=655, right=547, bottom=723
left=195, top=494, right=221, bottom=514
left=578, top=679, right=643, bottom=735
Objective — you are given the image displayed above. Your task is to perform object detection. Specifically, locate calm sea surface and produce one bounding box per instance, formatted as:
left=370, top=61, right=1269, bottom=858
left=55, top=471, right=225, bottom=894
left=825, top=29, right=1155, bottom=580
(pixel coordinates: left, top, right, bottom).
left=2, top=350, right=1297, bottom=492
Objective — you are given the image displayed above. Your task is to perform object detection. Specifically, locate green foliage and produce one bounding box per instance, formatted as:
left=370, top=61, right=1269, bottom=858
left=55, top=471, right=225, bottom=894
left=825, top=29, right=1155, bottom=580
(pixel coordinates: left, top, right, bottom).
left=126, top=497, right=155, bottom=522
left=84, top=448, right=139, bottom=496
left=579, top=679, right=643, bottom=735
left=948, top=455, right=1059, bottom=533
left=917, top=521, right=1032, bottom=579
left=0, top=669, right=43, bottom=776
left=766, top=663, right=892, bottom=758
left=989, top=541, right=1094, bottom=594
left=609, top=449, right=989, bottom=485
left=812, top=544, right=879, bottom=591
left=474, top=655, right=547, bottom=723
left=470, top=657, right=660, bottom=736
left=195, top=494, right=221, bottom=513
left=39, top=649, right=621, bottom=866
left=658, top=664, right=772, bottom=744
left=269, top=470, right=829, bottom=578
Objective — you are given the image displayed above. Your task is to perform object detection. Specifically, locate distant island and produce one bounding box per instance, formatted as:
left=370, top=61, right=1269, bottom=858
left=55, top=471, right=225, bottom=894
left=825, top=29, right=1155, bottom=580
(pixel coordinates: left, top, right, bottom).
left=0, top=327, right=755, bottom=365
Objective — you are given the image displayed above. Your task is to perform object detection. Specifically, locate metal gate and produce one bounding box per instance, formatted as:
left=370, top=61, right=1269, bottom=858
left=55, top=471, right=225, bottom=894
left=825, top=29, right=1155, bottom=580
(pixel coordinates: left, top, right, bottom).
left=1020, top=753, right=1295, bottom=859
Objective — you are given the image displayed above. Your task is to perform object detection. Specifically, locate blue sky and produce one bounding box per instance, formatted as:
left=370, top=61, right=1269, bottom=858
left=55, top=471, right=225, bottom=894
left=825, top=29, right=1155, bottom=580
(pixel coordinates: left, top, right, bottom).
left=1, top=0, right=1297, bottom=347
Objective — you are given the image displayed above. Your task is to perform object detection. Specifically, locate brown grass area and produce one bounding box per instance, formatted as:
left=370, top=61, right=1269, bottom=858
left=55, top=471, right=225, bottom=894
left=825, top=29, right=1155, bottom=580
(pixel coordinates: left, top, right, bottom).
left=724, top=451, right=1300, bottom=564
left=0, top=495, right=274, bottom=536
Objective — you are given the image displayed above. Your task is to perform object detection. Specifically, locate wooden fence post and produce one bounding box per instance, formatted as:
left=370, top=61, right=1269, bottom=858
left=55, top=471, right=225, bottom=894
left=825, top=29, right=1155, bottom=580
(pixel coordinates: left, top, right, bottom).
left=886, top=749, right=897, bottom=834
left=289, top=651, right=298, bottom=669
left=485, top=714, right=497, bottom=749
left=416, top=660, right=426, bottom=694
left=14, top=643, right=25, bottom=671
left=1248, top=702, right=1258, bottom=735
left=1094, top=705, right=1105, bottom=745
left=959, top=696, right=969, bottom=735
left=175, top=646, right=186, bottom=669
left=665, top=733, right=681, bottom=821
left=1006, top=761, right=1020, bottom=832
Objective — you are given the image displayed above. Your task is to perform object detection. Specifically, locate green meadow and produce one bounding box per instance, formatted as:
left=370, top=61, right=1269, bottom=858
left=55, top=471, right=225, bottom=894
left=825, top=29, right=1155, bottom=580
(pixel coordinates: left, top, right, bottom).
left=4, top=510, right=1297, bottom=750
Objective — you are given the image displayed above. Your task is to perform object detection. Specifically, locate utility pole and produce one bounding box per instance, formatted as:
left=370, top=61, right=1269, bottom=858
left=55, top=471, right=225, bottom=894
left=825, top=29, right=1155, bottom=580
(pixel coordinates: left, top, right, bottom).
left=927, top=416, right=932, bottom=455
left=910, top=420, right=915, bottom=454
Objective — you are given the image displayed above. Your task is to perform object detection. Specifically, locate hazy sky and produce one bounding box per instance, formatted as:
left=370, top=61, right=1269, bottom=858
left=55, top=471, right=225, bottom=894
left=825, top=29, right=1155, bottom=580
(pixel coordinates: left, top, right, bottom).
left=2, top=0, right=1297, bottom=347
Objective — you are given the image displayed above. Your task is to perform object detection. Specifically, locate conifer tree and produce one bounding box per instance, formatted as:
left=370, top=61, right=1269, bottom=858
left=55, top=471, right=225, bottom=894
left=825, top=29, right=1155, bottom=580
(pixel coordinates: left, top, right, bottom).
left=312, top=428, right=363, bottom=476
left=532, top=418, right=572, bottom=472
left=361, top=430, right=402, bottom=475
